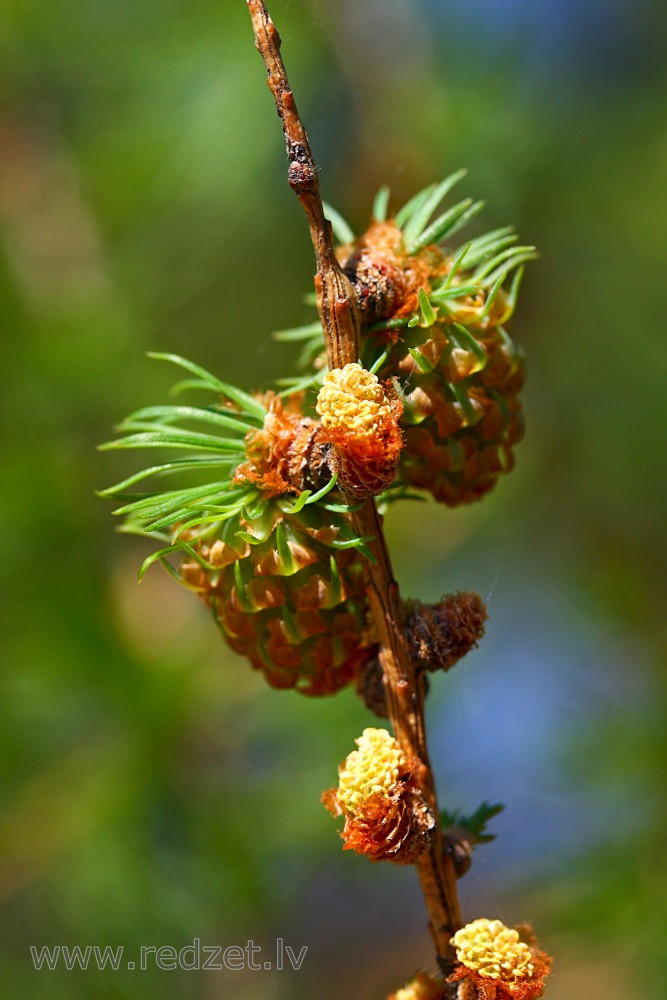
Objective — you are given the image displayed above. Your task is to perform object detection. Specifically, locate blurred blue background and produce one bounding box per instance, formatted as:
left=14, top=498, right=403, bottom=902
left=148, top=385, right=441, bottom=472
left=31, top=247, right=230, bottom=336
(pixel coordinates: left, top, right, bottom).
left=1, top=0, right=665, bottom=997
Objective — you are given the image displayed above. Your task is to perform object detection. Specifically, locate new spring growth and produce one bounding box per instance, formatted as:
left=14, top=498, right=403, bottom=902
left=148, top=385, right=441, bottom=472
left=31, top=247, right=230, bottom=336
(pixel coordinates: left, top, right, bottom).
left=386, top=970, right=445, bottom=1000
left=316, top=363, right=403, bottom=499
left=452, top=919, right=534, bottom=981
left=322, top=728, right=435, bottom=864
left=317, top=363, right=393, bottom=433
left=338, top=727, right=407, bottom=811
left=449, top=918, right=552, bottom=1000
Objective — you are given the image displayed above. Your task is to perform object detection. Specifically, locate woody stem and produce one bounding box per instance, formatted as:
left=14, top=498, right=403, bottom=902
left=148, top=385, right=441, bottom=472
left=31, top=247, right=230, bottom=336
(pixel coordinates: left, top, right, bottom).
left=247, top=0, right=463, bottom=967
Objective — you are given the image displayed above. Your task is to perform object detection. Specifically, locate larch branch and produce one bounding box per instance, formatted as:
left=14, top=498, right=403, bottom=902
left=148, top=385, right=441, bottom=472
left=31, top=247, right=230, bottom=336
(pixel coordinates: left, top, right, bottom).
left=246, top=0, right=463, bottom=968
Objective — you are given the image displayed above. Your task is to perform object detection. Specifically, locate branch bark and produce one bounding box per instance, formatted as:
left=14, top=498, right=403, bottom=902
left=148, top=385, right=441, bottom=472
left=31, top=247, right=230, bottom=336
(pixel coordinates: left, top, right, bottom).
left=247, top=0, right=463, bottom=969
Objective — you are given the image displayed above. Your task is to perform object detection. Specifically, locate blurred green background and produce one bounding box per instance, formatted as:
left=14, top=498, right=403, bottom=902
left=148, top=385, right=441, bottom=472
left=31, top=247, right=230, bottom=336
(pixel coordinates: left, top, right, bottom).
left=1, top=0, right=665, bottom=997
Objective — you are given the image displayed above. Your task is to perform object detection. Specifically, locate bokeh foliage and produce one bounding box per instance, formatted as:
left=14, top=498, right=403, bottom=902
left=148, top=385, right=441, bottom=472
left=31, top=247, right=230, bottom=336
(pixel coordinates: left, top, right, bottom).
left=1, top=1, right=665, bottom=997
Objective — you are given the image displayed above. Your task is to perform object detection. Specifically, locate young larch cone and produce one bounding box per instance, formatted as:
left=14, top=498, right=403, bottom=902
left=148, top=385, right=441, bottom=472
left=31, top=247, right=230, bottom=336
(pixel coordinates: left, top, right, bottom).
left=407, top=592, right=488, bottom=672
left=103, top=354, right=379, bottom=697
left=315, top=363, right=403, bottom=499
left=349, top=219, right=525, bottom=507
left=448, top=919, right=552, bottom=1000
left=386, top=970, right=446, bottom=1000
left=322, top=728, right=435, bottom=863
left=286, top=176, right=534, bottom=507
left=396, top=325, right=525, bottom=508
left=180, top=502, right=375, bottom=696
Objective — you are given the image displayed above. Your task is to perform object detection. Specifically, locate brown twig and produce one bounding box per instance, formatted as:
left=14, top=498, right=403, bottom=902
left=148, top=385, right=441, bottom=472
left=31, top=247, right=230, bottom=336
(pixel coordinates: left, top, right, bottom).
left=246, top=0, right=358, bottom=370
left=246, top=0, right=463, bottom=968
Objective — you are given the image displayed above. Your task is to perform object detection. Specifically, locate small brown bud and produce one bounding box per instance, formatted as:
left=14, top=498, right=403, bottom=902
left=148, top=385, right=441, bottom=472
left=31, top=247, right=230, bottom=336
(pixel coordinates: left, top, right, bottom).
left=407, top=592, right=487, bottom=672
left=442, top=827, right=474, bottom=879
left=356, top=656, right=389, bottom=718
left=343, top=249, right=407, bottom=324
left=235, top=394, right=333, bottom=496
left=357, top=656, right=430, bottom=718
